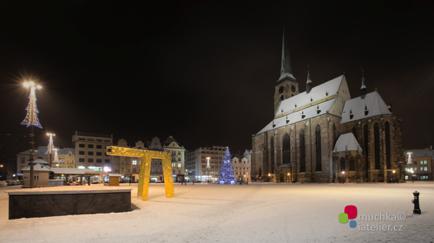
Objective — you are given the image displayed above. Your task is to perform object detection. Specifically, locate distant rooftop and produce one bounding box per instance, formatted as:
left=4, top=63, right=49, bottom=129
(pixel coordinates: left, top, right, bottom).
left=74, top=131, right=112, bottom=138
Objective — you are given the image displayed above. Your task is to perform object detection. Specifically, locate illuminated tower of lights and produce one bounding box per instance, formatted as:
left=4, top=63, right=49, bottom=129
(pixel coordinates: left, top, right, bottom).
left=21, top=81, right=43, bottom=129
left=21, top=80, right=43, bottom=187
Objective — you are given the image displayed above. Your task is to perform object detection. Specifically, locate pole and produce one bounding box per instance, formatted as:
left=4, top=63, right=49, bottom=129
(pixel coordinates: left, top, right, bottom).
left=29, top=126, right=35, bottom=188
left=48, top=151, right=52, bottom=169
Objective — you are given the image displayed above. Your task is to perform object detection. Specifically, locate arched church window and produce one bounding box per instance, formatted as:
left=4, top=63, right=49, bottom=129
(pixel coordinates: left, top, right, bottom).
left=291, top=85, right=296, bottom=92
left=270, top=137, right=275, bottom=173
left=299, top=129, right=306, bottom=172
left=363, top=124, right=369, bottom=157
left=315, top=125, right=322, bottom=171
left=282, top=133, right=291, bottom=164
left=279, top=86, right=284, bottom=94
left=349, top=158, right=355, bottom=171
left=385, top=122, right=392, bottom=169
left=374, top=123, right=381, bottom=170
left=340, top=157, right=346, bottom=171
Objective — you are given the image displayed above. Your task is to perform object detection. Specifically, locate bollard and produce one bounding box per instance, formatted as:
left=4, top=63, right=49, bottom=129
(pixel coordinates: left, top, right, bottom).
left=412, top=191, right=421, bottom=214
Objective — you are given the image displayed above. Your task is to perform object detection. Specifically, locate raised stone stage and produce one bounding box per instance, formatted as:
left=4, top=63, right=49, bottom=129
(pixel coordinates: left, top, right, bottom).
left=8, top=189, right=131, bottom=219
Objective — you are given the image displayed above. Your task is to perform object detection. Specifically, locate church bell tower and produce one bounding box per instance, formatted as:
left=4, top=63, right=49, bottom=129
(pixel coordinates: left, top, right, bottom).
left=274, top=31, right=299, bottom=114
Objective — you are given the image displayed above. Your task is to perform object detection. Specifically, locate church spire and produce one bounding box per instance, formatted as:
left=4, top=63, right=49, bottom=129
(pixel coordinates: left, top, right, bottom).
left=306, top=65, right=312, bottom=93
left=278, top=30, right=295, bottom=82
left=360, top=67, right=367, bottom=96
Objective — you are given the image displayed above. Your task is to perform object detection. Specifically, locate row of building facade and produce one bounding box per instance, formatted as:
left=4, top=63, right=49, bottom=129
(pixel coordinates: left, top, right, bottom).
left=16, top=131, right=252, bottom=183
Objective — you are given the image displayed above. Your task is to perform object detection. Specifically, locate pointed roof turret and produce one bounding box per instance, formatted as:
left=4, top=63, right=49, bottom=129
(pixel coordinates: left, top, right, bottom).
left=306, top=65, right=312, bottom=93
left=360, top=67, right=367, bottom=96
left=278, top=30, right=296, bottom=82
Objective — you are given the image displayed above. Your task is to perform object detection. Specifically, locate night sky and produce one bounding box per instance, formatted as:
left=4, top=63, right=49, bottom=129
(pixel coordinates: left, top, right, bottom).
left=1, top=1, right=433, bottom=169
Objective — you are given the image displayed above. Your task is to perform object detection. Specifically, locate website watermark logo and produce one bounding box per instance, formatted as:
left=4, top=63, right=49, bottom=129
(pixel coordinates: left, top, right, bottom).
left=338, top=204, right=409, bottom=232
left=338, top=205, right=358, bottom=229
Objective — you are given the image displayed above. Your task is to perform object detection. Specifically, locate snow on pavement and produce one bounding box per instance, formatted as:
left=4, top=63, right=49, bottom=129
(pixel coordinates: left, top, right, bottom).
left=0, top=183, right=433, bottom=243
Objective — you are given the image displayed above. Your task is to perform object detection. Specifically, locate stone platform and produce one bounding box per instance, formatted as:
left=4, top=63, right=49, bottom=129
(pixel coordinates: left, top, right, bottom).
left=8, top=189, right=131, bottom=219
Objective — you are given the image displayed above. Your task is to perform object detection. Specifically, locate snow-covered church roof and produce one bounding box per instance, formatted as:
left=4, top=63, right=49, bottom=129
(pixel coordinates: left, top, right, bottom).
left=333, top=133, right=362, bottom=153
left=275, top=75, right=344, bottom=117
left=257, top=75, right=345, bottom=134
left=341, top=91, right=391, bottom=123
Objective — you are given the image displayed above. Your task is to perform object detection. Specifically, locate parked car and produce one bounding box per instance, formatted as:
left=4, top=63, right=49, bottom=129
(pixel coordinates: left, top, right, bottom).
left=6, top=179, right=22, bottom=186
left=0, top=180, right=7, bottom=187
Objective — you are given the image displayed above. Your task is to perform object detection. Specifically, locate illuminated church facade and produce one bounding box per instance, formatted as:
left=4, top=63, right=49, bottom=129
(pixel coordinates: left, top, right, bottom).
left=251, top=34, right=403, bottom=183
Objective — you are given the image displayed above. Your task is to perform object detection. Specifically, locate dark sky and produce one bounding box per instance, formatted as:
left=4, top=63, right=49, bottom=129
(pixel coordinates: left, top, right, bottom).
left=1, top=1, right=434, bottom=169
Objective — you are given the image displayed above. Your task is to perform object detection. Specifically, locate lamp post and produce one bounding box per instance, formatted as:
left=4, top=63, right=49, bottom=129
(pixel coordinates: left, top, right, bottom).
left=21, top=80, right=43, bottom=188
left=46, top=132, right=56, bottom=168
left=341, top=170, right=346, bottom=183
left=287, top=172, right=291, bottom=183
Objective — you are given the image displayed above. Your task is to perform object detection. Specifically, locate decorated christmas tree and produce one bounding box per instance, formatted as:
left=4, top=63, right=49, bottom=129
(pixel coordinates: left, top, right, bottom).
left=218, top=147, right=235, bottom=184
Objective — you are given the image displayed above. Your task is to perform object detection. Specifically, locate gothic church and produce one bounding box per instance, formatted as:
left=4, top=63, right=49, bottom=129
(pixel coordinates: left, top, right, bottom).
left=251, top=34, right=403, bottom=183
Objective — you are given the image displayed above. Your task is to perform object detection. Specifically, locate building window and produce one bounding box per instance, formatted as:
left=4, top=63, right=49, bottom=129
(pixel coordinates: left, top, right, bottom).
left=299, top=129, right=306, bottom=172
left=79, top=151, right=85, bottom=155
left=88, top=158, right=94, bottom=163
left=88, top=151, right=94, bottom=155
left=385, top=122, right=392, bottom=169
left=270, top=137, right=275, bottom=173
left=96, top=159, right=102, bottom=163
left=363, top=124, right=369, bottom=167
left=79, top=158, right=85, bottom=163
left=105, top=159, right=110, bottom=163
left=96, top=152, right=102, bottom=156
left=282, top=133, right=291, bottom=164
left=374, top=123, right=381, bottom=170
left=88, top=144, right=94, bottom=148
left=349, top=158, right=355, bottom=171
left=79, top=144, right=85, bottom=148
left=96, top=145, right=102, bottom=149
left=315, top=125, right=322, bottom=171
left=340, top=157, right=346, bottom=171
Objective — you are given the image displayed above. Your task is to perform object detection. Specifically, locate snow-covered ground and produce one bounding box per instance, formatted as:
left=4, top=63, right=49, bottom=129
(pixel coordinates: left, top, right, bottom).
left=1, top=182, right=433, bottom=243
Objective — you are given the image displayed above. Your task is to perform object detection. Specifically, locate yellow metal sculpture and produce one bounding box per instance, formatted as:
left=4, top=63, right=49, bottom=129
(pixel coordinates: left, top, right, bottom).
left=106, top=146, right=174, bottom=200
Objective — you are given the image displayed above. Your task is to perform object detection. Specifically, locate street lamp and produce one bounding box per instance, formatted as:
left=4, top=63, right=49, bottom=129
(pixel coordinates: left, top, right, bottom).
left=21, top=79, right=43, bottom=188
left=46, top=132, right=56, bottom=168
left=341, top=170, right=346, bottom=183
left=287, top=172, right=291, bottom=183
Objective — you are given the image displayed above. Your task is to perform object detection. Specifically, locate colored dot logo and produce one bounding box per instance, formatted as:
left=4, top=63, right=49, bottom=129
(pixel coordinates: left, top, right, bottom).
left=338, top=205, right=358, bottom=229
